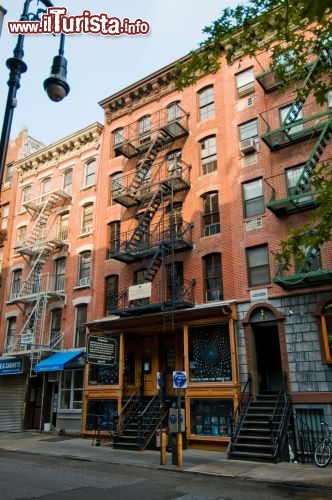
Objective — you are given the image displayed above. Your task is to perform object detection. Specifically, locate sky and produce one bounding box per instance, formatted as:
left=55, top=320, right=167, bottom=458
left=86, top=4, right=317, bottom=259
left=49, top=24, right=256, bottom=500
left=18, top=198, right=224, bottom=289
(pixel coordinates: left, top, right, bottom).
left=0, top=1, right=242, bottom=146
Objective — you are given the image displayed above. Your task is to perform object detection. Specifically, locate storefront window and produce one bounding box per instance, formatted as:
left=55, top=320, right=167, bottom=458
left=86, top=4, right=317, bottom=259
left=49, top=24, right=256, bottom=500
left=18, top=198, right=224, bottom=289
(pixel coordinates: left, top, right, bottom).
left=86, top=399, right=117, bottom=431
left=59, top=369, right=84, bottom=410
left=188, top=324, right=232, bottom=382
left=190, top=399, right=233, bottom=437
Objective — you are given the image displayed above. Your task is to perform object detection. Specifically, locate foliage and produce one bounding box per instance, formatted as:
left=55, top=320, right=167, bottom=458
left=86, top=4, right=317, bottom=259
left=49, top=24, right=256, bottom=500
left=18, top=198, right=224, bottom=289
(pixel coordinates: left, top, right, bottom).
left=175, top=0, right=332, bottom=271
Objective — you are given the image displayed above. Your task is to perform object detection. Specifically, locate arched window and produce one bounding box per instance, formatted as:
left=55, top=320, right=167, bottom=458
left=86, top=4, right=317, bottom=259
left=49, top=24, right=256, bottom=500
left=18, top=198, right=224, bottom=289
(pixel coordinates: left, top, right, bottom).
left=81, top=203, right=93, bottom=234
left=63, top=168, right=73, bottom=193
left=198, top=86, right=214, bottom=121
left=200, top=136, right=217, bottom=175
left=202, top=192, right=220, bottom=236
left=203, top=253, right=223, bottom=302
left=78, top=250, right=91, bottom=287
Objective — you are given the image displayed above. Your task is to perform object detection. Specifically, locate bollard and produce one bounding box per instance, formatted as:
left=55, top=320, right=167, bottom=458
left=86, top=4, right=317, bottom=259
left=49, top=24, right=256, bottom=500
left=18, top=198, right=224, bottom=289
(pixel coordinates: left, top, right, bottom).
left=177, top=432, right=183, bottom=467
left=160, top=430, right=166, bottom=465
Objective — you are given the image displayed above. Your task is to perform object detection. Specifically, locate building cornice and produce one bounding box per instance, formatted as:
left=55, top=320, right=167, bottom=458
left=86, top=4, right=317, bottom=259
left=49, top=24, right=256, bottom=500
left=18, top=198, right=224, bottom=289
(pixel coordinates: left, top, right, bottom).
left=16, top=122, right=103, bottom=179
left=99, top=55, right=190, bottom=123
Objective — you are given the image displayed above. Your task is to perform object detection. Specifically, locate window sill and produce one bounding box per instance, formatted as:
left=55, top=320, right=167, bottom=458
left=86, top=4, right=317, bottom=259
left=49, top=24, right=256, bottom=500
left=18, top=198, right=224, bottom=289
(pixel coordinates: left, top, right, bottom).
left=73, top=284, right=90, bottom=290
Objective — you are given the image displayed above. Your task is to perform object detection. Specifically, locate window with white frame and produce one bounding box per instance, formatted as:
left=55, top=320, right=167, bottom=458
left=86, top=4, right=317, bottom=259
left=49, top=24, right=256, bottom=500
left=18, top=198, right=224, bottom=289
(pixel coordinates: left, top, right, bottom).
left=16, top=226, right=27, bottom=248
left=59, top=369, right=84, bottom=410
left=138, top=115, right=151, bottom=144
left=1, top=203, right=9, bottom=230
left=20, top=185, right=31, bottom=211
left=167, top=101, right=181, bottom=122
left=63, top=169, right=72, bottom=193
left=78, top=250, right=91, bottom=286
left=58, top=211, right=69, bottom=240
left=74, top=304, right=87, bottom=347
left=40, top=177, right=51, bottom=201
left=5, top=317, right=16, bottom=350
left=236, top=67, right=255, bottom=98
left=286, top=165, right=312, bottom=197
left=55, top=257, right=66, bottom=291
left=246, top=245, right=270, bottom=287
left=202, top=192, right=220, bottom=236
left=280, top=104, right=303, bottom=134
left=242, top=178, right=264, bottom=218
left=85, top=159, right=96, bottom=187
left=200, top=136, right=217, bottom=175
left=239, top=119, right=258, bottom=142
left=108, top=221, right=120, bottom=254
left=5, top=163, right=14, bottom=186
left=198, top=86, right=215, bottom=121
left=81, top=203, right=93, bottom=234
left=113, top=127, right=124, bottom=145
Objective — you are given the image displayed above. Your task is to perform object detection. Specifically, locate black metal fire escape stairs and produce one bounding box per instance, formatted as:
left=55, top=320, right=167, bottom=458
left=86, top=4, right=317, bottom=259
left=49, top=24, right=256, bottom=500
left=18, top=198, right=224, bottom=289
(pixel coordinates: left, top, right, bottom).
left=263, top=49, right=332, bottom=287
left=7, top=189, right=71, bottom=372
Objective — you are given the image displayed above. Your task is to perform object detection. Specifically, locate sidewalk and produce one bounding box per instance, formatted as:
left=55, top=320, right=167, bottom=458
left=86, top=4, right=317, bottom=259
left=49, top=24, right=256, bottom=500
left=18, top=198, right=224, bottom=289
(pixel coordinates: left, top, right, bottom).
left=0, top=431, right=332, bottom=491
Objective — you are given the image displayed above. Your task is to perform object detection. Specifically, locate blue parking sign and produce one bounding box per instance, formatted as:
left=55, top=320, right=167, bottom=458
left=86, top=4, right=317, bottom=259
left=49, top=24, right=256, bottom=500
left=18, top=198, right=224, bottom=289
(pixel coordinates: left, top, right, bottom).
left=173, top=371, right=187, bottom=389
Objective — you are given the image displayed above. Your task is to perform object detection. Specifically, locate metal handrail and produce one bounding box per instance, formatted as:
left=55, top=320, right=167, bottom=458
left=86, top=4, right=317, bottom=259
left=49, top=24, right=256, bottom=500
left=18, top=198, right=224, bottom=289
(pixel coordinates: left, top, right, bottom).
left=230, top=374, right=253, bottom=444
left=270, top=373, right=291, bottom=461
left=137, top=391, right=164, bottom=450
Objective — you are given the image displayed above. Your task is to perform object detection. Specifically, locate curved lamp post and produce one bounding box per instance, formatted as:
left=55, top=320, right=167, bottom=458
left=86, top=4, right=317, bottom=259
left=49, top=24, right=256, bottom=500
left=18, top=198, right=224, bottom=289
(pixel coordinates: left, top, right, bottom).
left=0, top=0, right=70, bottom=187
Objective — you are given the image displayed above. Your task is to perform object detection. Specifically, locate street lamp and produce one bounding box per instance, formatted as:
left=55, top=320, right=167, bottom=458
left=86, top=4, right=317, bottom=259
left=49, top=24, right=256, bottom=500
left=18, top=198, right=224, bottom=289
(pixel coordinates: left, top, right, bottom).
left=0, top=0, right=70, bottom=188
left=0, top=6, right=7, bottom=38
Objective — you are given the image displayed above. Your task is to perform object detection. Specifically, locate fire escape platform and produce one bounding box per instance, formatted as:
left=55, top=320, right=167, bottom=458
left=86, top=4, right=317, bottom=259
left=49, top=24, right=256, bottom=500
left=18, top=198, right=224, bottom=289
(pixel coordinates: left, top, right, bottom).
left=266, top=189, right=319, bottom=215
left=261, top=111, right=331, bottom=151
left=114, top=109, right=189, bottom=159
left=274, top=269, right=332, bottom=290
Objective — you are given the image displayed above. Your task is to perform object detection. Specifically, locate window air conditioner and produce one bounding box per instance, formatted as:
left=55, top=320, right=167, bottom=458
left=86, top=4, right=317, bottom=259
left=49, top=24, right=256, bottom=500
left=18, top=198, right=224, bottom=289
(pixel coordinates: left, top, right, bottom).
left=81, top=225, right=93, bottom=235
left=79, top=277, right=89, bottom=286
left=239, top=138, right=258, bottom=154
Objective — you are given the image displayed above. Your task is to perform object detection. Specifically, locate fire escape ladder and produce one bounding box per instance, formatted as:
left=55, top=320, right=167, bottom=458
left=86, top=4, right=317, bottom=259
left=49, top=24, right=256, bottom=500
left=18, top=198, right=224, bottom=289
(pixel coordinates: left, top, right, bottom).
left=282, top=48, right=332, bottom=127
left=131, top=132, right=169, bottom=191
left=143, top=245, right=166, bottom=283
left=127, top=186, right=168, bottom=249
left=294, top=116, right=332, bottom=194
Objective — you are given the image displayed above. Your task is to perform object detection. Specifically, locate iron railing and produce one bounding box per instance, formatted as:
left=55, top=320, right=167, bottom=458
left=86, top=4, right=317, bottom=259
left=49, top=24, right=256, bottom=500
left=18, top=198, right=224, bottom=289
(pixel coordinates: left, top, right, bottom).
left=270, top=373, right=292, bottom=462
left=230, top=374, right=253, bottom=445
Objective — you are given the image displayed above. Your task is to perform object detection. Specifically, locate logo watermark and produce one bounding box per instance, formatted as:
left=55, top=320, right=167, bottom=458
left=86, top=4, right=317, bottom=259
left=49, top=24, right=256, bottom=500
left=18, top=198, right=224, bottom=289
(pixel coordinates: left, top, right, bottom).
left=8, top=8, right=150, bottom=36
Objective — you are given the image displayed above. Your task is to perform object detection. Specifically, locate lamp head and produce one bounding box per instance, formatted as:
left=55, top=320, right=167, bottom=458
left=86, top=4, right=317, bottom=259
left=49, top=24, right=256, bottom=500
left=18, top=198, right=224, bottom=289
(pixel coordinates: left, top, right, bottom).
left=43, top=54, right=70, bottom=102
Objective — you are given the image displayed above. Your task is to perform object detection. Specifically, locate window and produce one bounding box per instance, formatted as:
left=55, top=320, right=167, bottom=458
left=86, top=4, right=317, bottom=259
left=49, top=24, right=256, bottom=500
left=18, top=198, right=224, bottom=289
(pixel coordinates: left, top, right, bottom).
left=138, top=115, right=151, bottom=144
left=63, top=169, right=72, bottom=193
left=198, top=86, right=214, bottom=121
left=108, top=221, right=120, bottom=254
left=286, top=165, right=312, bottom=203
left=167, top=150, right=182, bottom=176
left=5, top=317, right=16, bottom=350
left=85, top=159, right=96, bottom=187
left=86, top=399, right=118, bottom=429
left=105, top=275, right=119, bottom=314
left=20, top=185, right=31, bottom=211
left=113, top=127, right=124, bottom=145
left=1, top=203, right=9, bottom=230
left=59, top=369, right=84, bottom=410
left=295, top=246, right=321, bottom=274
left=110, top=172, right=123, bottom=204
left=189, top=323, right=232, bottom=382
left=321, top=301, right=332, bottom=362
left=16, top=226, right=27, bottom=248
left=200, top=136, right=217, bottom=175
left=168, top=203, right=183, bottom=237
left=166, top=261, right=184, bottom=302
left=167, top=101, right=181, bottom=122
left=327, top=90, right=332, bottom=108
left=190, top=398, right=233, bottom=437
left=40, top=177, right=51, bottom=201
left=10, top=269, right=22, bottom=298
left=236, top=68, right=255, bottom=98
left=81, top=203, right=93, bottom=234
left=246, top=245, right=270, bottom=287
left=274, top=50, right=296, bottom=73
left=243, top=178, right=264, bottom=218
left=58, top=212, right=69, bottom=240
left=203, top=253, right=223, bottom=301
left=78, top=250, right=91, bottom=286
left=50, top=308, right=62, bottom=346
left=5, top=163, right=14, bottom=186
left=202, top=192, right=220, bottom=236
left=55, top=257, right=66, bottom=291
left=239, top=119, right=258, bottom=142
left=280, top=105, right=303, bottom=134
left=74, top=304, right=87, bottom=347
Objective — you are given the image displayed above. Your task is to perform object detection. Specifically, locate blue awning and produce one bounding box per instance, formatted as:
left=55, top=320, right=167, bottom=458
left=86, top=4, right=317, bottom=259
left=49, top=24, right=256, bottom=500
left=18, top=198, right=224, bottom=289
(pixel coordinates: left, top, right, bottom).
left=34, top=350, right=85, bottom=372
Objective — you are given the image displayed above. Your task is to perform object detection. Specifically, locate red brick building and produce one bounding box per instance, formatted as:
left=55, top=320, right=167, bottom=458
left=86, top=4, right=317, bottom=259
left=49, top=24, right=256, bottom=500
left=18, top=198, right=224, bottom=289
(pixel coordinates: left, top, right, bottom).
left=1, top=42, right=331, bottom=459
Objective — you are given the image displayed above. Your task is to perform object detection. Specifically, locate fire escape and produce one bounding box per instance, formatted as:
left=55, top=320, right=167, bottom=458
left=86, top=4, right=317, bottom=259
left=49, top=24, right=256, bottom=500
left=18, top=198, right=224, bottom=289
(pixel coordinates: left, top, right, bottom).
left=6, top=187, right=71, bottom=372
left=109, top=106, right=195, bottom=315
left=257, top=48, right=332, bottom=289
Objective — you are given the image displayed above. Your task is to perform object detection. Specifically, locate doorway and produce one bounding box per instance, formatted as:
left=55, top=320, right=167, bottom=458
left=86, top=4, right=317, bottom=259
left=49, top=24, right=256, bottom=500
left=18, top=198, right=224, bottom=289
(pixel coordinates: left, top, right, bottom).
left=253, top=322, right=283, bottom=393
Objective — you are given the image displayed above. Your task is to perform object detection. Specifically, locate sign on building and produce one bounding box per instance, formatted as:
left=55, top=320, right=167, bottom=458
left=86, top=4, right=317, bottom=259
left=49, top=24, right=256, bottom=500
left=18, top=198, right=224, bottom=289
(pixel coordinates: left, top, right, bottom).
left=87, top=336, right=117, bottom=366
left=128, top=282, right=152, bottom=301
left=0, top=358, right=23, bottom=375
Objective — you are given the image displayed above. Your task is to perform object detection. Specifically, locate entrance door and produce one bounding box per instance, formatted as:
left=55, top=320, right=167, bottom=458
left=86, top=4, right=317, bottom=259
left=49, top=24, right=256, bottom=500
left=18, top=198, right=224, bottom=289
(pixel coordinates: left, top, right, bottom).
left=123, top=336, right=158, bottom=397
left=253, top=322, right=283, bottom=392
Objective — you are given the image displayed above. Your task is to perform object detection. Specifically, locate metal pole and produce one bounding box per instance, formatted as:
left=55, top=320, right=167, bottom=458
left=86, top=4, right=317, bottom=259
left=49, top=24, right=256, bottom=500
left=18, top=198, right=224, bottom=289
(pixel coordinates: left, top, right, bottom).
left=0, top=6, right=7, bottom=37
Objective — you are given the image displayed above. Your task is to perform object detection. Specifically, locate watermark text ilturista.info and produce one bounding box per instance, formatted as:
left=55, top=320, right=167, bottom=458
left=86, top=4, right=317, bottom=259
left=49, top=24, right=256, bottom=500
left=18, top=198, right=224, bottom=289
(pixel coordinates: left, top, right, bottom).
left=8, top=8, right=150, bottom=36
